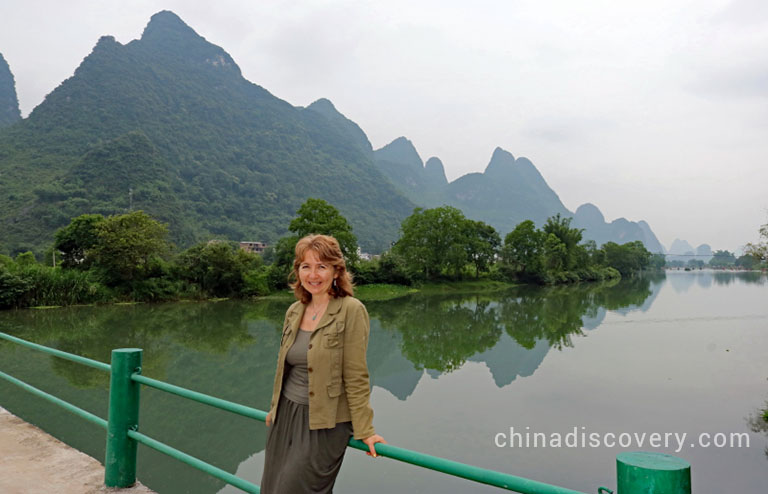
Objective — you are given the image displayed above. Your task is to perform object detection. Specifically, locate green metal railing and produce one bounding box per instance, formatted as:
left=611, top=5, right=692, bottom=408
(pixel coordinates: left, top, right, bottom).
left=0, top=331, right=691, bottom=494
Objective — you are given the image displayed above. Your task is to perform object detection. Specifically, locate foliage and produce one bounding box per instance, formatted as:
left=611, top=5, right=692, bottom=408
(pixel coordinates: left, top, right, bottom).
left=709, top=250, right=736, bottom=268
left=176, top=240, right=263, bottom=298
left=543, top=214, right=583, bottom=270
left=744, top=223, right=768, bottom=264
left=501, top=220, right=545, bottom=281
left=601, top=241, right=651, bottom=276
left=53, top=214, right=105, bottom=269
left=464, top=219, right=501, bottom=278
left=394, top=206, right=500, bottom=280
left=0, top=258, right=111, bottom=309
left=0, top=15, right=414, bottom=257
left=501, top=217, right=648, bottom=283
left=288, top=198, right=359, bottom=264
left=90, top=211, right=171, bottom=286
left=266, top=235, right=299, bottom=291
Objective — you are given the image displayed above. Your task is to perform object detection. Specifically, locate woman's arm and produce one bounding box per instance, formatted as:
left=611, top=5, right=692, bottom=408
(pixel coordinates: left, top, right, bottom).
left=342, top=299, right=376, bottom=440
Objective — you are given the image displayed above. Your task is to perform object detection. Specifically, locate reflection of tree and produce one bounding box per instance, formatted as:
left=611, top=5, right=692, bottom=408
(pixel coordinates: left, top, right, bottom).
left=1, top=301, right=264, bottom=388
left=369, top=276, right=658, bottom=372
left=713, top=271, right=766, bottom=286
left=0, top=300, right=285, bottom=494
left=369, top=295, right=503, bottom=372
left=500, top=276, right=657, bottom=350
left=746, top=401, right=768, bottom=459
left=499, top=285, right=593, bottom=350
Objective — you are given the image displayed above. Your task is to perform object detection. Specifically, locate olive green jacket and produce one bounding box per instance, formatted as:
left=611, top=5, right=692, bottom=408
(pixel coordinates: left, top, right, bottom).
left=268, top=296, right=375, bottom=440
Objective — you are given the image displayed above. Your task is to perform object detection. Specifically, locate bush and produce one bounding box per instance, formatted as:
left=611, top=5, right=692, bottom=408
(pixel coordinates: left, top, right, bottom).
left=243, top=267, right=270, bottom=297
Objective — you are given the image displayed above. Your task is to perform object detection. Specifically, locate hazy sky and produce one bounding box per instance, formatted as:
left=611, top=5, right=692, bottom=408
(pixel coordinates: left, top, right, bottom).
left=1, top=0, right=766, bottom=252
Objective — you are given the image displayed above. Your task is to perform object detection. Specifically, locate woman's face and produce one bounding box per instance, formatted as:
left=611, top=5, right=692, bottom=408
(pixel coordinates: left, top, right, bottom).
left=299, top=249, right=337, bottom=298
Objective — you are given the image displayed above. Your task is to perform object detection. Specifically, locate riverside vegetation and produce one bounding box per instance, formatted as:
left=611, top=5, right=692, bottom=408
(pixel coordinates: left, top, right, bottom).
left=0, top=197, right=688, bottom=310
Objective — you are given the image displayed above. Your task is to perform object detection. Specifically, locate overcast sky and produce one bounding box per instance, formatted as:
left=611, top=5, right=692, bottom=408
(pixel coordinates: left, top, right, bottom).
left=1, top=0, right=766, bottom=252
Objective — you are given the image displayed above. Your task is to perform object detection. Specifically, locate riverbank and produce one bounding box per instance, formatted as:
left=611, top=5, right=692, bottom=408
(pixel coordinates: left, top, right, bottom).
left=0, top=406, right=155, bottom=494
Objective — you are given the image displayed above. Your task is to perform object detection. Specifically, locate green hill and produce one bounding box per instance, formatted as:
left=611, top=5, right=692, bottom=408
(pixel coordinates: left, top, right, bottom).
left=0, top=11, right=414, bottom=255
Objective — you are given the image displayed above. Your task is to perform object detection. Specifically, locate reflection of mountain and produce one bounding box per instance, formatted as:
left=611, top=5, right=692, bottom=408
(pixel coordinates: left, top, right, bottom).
left=367, top=319, right=423, bottom=401
left=667, top=270, right=699, bottom=293
left=468, top=333, right=550, bottom=387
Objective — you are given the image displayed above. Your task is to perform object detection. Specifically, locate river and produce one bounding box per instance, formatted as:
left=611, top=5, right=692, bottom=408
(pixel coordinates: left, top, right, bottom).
left=0, top=270, right=766, bottom=493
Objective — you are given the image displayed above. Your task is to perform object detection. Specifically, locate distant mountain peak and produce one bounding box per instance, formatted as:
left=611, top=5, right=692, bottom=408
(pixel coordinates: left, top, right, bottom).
left=308, top=98, right=336, bottom=112
left=137, top=11, right=241, bottom=76
left=141, top=10, right=197, bottom=41
left=0, top=52, right=21, bottom=127
left=484, top=147, right=516, bottom=175
left=575, top=203, right=606, bottom=224
left=306, top=98, right=373, bottom=154
left=424, top=157, right=448, bottom=185
left=376, top=137, right=423, bottom=170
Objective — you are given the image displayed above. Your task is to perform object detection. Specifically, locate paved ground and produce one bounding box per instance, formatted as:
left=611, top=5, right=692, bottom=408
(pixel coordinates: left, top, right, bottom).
left=0, top=406, right=156, bottom=494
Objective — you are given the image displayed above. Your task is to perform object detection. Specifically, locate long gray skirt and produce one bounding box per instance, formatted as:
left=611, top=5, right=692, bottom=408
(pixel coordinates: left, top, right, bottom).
left=261, top=395, right=353, bottom=494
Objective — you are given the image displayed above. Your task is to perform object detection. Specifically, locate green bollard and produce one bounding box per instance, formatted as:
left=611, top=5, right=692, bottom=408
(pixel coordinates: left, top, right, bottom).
left=105, top=348, right=142, bottom=487
left=616, top=452, right=691, bottom=494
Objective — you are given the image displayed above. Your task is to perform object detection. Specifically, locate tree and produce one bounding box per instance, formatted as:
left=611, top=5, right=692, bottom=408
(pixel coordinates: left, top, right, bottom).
left=745, top=223, right=768, bottom=264
left=177, top=241, right=262, bottom=297
left=53, top=214, right=105, bottom=269
left=709, top=250, right=736, bottom=268
left=394, top=206, right=469, bottom=280
left=464, top=220, right=501, bottom=278
left=543, top=214, right=583, bottom=270
left=601, top=241, right=652, bottom=276
left=502, top=220, right=545, bottom=279
left=289, top=198, right=359, bottom=264
left=90, top=211, right=171, bottom=285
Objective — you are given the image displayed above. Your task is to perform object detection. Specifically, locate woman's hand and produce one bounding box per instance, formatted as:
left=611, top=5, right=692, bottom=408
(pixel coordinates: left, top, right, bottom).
left=362, top=434, right=387, bottom=458
left=266, top=413, right=272, bottom=427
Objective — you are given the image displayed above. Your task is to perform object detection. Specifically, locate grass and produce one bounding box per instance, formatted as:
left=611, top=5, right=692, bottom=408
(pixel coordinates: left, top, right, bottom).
left=416, top=279, right=516, bottom=294
left=355, top=284, right=418, bottom=301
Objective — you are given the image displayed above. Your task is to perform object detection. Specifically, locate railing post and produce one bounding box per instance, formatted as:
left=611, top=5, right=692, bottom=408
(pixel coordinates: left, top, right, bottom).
left=105, top=348, right=142, bottom=487
left=616, top=452, right=691, bottom=494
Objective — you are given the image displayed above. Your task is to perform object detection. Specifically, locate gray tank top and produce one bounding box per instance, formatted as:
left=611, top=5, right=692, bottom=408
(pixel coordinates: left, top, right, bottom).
left=282, top=329, right=311, bottom=405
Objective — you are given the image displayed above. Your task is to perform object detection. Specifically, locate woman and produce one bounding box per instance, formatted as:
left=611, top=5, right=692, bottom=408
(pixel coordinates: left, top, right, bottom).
left=261, top=234, right=386, bottom=493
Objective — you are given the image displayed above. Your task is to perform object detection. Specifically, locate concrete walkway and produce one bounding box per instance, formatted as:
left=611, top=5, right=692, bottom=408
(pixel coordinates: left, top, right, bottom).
left=0, top=406, right=156, bottom=494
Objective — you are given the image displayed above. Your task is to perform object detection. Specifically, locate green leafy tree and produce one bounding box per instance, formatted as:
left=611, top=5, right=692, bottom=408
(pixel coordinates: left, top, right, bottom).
left=90, top=211, right=171, bottom=285
left=266, top=235, right=300, bottom=291
left=394, top=206, right=469, bottom=280
left=177, top=241, right=262, bottom=297
left=53, top=214, right=105, bottom=269
left=543, top=233, right=567, bottom=272
left=289, top=198, right=359, bottom=264
left=735, top=254, right=757, bottom=270
left=464, top=220, right=501, bottom=278
left=502, top=220, right=545, bottom=280
left=543, top=214, right=583, bottom=270
left=649, top=253, right=666, bottom=270
left=602, top=241, right=652, bottom=276
left=709, top=250, right=736, bottom=268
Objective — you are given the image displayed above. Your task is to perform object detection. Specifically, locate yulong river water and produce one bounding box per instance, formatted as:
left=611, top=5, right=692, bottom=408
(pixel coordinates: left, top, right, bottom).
left=0, top=271, right=766, bottom=493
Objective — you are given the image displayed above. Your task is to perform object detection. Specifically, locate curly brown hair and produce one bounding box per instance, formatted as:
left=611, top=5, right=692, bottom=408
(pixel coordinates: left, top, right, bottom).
left=289, top=234, right=354, bottom=304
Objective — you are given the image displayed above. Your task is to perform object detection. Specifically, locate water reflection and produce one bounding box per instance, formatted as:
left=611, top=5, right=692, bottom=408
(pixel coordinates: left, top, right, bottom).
left=1, top=272, right=723, bottom=494
left=367, top=275, right=659, bottom=378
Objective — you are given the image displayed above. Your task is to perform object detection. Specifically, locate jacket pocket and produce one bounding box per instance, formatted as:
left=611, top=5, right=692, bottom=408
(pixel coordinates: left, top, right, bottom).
left=323, top=322, right=345, bottom=348
left=327, top=382, right=342, bottom=398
